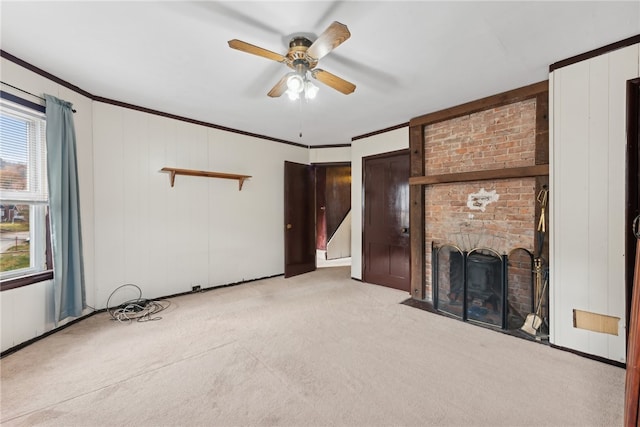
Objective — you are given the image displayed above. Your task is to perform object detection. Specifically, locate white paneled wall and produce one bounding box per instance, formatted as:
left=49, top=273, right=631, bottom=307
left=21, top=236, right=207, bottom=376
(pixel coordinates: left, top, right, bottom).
left=1, top=280, right=54, bottom=352
left=92, top=103, right=308, bottom=306
left=327, top=210, right=352, bottom=260
left=550, top=44, right=639, bottom=362
left=309, top=146, right=351, bottom=164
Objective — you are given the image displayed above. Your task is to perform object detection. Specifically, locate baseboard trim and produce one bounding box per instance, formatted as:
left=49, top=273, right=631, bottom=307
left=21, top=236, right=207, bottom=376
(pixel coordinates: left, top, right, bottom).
left=1, top=273, right=285, bottom=358
left=401, top=297, right=627, bottom=368
left=1, top=309, right=105, bottom=358
left=159, top=273, right=284, bottom=301
left=549, top=343, right=626, bottom=369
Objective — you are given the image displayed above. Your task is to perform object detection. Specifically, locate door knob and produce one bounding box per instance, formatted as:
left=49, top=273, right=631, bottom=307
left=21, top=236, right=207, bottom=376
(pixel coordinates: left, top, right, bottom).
left=401, top=227, right=409, bottom=234
left=286, top=224, right=293, bottom=229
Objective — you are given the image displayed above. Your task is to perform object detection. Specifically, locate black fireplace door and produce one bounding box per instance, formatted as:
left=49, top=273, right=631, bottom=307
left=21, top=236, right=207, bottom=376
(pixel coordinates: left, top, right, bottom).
left=434, top=246, right=506, bottom=328
left=466, top=249, right=504, bottom=327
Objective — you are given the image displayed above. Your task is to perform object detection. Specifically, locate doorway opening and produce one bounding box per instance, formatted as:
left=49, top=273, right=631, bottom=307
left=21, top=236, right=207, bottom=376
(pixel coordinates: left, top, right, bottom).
left=314, top=163, right=352, bottom=268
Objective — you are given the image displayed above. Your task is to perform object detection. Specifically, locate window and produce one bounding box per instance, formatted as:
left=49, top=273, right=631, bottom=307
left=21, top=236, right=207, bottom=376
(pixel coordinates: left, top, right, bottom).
left=0, top=96, right=51, bottom=285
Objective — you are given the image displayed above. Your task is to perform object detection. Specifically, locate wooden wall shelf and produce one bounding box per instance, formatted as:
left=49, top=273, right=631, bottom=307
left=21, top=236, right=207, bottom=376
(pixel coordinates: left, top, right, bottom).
left=161, top=167, right=251, bottom=190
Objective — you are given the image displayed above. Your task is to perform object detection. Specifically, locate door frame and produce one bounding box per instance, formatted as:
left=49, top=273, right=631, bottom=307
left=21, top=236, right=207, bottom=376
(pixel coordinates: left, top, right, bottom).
left=361, top=148, right=410, bottom=286
left=626, top=78, right=640, bottom=342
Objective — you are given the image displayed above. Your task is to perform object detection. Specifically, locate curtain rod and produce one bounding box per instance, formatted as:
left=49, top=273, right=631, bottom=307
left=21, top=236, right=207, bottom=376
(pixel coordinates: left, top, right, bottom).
left=0, top=80, right=76, bottom=113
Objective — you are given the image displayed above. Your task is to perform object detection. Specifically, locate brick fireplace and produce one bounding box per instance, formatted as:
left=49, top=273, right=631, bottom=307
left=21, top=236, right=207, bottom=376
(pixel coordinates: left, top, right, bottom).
left=409, top=82, right=549, bottom=330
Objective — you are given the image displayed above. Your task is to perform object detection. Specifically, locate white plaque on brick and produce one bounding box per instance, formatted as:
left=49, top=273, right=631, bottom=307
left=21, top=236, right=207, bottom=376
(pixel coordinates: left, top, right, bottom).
left=467, top=188, right=499, bottom=212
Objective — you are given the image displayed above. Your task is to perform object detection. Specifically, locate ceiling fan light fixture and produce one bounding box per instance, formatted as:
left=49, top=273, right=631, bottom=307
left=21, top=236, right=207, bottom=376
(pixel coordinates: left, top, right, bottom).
left=229, top=21, right=355, bottom=99
left=304, top=80, right=319, bottom=100
left=287, top=90, right=299, bottom=101
left=286, top=74, right=304, bottom=94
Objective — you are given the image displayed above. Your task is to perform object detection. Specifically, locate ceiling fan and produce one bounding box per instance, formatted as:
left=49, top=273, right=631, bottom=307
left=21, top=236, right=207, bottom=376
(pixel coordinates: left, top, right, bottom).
left=228, top=21, right=356, bottom=100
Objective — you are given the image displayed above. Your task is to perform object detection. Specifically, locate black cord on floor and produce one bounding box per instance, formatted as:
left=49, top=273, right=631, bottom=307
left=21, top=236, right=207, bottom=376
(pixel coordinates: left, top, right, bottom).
left=106, top=284, right=170, bottom=323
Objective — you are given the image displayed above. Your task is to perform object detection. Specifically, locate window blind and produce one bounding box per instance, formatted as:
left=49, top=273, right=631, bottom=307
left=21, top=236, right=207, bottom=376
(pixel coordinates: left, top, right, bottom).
left=0, top=100, right=48, bottom=203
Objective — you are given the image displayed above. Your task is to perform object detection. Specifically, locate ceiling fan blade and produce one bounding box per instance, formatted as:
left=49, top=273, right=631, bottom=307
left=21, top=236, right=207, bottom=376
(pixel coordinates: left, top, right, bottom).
left=306, top=21, right=351, bottom=61
left=228, top=39, right=286, bottom=62
left=267, top=75, right=289, bottom=98
left=312, top=69, right=356, bottom=95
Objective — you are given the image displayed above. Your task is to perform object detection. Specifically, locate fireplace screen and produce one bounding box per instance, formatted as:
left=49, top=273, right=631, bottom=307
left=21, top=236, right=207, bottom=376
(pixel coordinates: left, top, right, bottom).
left=433, top=245, right=506, bottom=328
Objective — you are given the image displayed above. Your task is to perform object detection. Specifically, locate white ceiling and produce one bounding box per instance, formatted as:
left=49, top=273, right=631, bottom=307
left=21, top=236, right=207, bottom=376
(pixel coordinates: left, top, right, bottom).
left=1, top=1, right=639, bottom=146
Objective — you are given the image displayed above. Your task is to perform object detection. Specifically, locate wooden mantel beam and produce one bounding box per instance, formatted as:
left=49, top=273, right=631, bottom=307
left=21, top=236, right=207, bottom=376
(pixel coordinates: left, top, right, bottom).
left=409, top=164, right=549, bottom=186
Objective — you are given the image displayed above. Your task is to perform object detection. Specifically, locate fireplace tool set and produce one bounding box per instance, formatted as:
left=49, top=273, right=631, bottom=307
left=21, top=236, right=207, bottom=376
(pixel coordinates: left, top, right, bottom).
left=522, top=186, right=549, bottom=336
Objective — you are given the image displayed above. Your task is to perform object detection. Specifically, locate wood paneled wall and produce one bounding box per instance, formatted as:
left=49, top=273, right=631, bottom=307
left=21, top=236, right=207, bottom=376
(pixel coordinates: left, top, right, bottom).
left=549, top=43, right=639, bottom=363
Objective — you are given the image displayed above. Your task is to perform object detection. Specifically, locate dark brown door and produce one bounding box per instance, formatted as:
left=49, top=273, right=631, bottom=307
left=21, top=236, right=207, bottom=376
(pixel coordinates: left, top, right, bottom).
left=363, top=150, right=410, bottom=291
left=284, top=161, right=316, bottom=278
left=627, top=79, right=640, bottom=337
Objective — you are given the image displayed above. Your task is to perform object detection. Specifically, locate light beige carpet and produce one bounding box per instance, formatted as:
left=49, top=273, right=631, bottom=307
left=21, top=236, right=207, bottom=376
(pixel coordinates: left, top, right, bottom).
left=0, top=267, right=624, bottom=426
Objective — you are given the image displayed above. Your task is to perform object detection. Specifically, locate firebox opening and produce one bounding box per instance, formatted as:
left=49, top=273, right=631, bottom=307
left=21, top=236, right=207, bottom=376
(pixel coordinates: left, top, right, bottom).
left=433, top=243, right=536, bottom=331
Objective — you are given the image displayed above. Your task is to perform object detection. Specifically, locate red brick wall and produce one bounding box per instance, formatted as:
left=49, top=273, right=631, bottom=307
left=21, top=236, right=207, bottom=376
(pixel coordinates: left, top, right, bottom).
left=425, top=98, right=536, bottom=174
left=424, top=98, right=537, bottom=318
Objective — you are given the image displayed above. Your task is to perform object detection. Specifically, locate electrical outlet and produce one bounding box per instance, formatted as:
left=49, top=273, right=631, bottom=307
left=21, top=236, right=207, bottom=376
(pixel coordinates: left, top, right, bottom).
left=192, top=285, right=201, bottom=292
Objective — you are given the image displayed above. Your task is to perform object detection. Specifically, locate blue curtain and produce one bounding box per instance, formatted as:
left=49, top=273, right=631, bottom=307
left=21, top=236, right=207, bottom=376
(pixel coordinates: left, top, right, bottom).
left=45, top=94, right=85, bottom=322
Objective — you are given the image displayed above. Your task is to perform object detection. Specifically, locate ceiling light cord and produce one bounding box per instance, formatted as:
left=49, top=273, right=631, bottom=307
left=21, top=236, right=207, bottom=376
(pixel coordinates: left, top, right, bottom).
left=298, top=95, right=303, bottom=138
